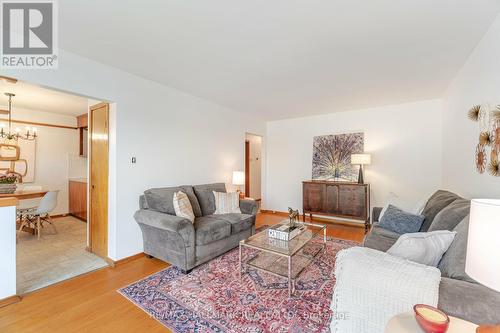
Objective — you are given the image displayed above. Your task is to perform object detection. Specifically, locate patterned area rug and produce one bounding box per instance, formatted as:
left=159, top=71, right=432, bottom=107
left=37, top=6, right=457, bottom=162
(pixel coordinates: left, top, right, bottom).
left=118, top=236, right=357, bottom=333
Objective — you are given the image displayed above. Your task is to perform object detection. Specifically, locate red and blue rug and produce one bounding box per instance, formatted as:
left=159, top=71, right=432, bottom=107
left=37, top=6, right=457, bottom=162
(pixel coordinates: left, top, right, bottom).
left=118, top=236, right=357, bottom=333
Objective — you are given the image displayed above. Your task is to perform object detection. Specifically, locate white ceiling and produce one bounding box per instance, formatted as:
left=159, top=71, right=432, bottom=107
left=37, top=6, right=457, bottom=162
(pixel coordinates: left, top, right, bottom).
left=0, top=80, right=89, bottom=116
left=59, top=0, right=500, bottom=120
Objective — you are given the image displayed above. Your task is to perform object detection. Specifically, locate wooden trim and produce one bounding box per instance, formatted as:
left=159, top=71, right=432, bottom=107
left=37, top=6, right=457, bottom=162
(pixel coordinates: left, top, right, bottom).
left=106, top=253, right=145, bottom=268
left=0, top=295, right=22, bottom=308
left=69, top=213, right=87, bottom=222
left=260, top=210, right=365, bottom=228
left=0, top=109, right=9, bottom=115
left=0, top=75, right=17, bottom=84
left=51, top=213, right=68, bottom=219
left=0, top=118, right=77, bottom=130
left=0, top=197, right=18, bottom=207
left=245, top=140, right=250, bottom=196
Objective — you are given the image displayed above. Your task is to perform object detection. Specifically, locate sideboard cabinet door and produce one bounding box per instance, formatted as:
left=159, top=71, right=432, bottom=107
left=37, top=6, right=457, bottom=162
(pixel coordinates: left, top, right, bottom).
left=303, top=183, right=325, bottom=213
left=325, top=184, right=339, bottom=214
left=338, top=185, right=366, bottom=218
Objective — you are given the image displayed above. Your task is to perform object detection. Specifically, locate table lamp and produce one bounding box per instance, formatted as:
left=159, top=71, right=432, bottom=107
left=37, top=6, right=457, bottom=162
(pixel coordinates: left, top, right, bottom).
left=232, top=171, right=245, bottom=198
left=351, top=153, right=371, bottom=184
left=466, top=199, right=500, bottom=331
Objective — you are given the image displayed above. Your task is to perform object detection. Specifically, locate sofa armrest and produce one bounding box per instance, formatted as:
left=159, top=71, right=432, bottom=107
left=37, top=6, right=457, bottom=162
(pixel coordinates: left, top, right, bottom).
left=240, top=198, right=258, bottom=215
left=134, top=209, right=195, bottom=247
left=438, top=277, right=500, bottom=325
left=372, top=206, right=383, bottom=223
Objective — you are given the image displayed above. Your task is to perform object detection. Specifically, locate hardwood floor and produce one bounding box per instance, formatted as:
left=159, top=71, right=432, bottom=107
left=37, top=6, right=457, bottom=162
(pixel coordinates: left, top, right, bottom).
left=0, top=212, right=365, bottom=333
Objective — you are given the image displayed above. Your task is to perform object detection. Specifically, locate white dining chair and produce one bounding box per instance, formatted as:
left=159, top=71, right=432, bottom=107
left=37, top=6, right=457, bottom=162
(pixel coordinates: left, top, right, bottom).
left=17, top=190, right=59, bottom=240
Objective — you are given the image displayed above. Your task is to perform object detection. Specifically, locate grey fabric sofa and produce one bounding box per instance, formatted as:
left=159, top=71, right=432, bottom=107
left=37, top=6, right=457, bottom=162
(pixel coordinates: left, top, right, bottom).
left=134, top=183, right=258, bottom=273
left=364, top=190, right=500, bottom=325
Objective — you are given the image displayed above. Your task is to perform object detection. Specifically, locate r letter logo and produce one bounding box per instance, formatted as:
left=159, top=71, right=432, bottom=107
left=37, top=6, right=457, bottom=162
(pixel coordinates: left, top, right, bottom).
left=1, top=0, right=58, bottom=68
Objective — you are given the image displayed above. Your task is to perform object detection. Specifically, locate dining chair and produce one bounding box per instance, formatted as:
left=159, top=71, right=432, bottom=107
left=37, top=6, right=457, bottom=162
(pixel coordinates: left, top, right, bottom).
left=16, top=185, right=44, bottom=213
left=17, top=190, right=59, bottom=240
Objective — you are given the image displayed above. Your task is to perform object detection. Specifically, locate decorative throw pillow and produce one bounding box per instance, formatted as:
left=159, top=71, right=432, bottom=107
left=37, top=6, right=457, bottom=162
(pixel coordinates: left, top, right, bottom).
left=379, top=205, right=425, bottom=234
left=173, top=191, right=195, bottom=223
left=387, top=230, right=457, bottom=267
left=213, top=191, right=241, bottom=214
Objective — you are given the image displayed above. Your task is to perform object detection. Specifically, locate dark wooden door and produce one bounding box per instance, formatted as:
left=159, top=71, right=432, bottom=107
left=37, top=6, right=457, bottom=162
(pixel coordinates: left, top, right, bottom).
left=325, top=184, right=339, bottom=214
left=338, top=185, right=366, bottom=218
left=303, top=183, right=325, bottom=212
left=245, top=140, right=250, bottom=197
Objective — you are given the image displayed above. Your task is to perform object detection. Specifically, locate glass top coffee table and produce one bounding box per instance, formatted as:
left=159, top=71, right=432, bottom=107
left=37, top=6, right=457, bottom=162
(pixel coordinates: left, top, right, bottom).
left=239, top=221, right=327, bottom=297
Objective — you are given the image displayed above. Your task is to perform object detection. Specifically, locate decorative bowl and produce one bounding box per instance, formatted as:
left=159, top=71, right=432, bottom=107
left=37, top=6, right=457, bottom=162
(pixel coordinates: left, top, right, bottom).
left=414, top=304, right=450, bottom=333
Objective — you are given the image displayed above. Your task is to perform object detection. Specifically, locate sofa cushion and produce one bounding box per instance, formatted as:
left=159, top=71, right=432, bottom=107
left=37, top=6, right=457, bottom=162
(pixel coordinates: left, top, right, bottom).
left=362, top=224, right=401, bottom=252
left=428, top=198, right=470, bottom=232
left=144, top=186, right=202, bottom=217
left=438, top=216, right=477, bottom=283
left=378, top=205, right=425, bottom=234
left=194, top=216, right=231, bottom=245
left=194, top=183, right=227, bottom=216
left=210, top=213, right=254, bottom=234
left=420, top=190, right=461, bottom=232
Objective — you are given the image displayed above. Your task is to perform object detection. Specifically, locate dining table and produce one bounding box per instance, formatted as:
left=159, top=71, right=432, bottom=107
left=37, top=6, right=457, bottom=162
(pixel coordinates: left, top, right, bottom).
left=1, top=188, right=48, bottom=235
left=0, top=189, right=48, bottom=201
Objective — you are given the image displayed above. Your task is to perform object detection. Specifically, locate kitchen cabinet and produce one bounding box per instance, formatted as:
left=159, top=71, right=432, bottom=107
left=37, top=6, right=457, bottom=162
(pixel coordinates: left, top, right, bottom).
left=69, top=179, right=87, bottom=221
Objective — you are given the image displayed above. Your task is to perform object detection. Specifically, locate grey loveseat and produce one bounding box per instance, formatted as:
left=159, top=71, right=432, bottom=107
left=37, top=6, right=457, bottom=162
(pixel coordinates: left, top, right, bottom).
left=134, top=183, right=258, bottom=273
left=364, top=190, right=500, bottom=325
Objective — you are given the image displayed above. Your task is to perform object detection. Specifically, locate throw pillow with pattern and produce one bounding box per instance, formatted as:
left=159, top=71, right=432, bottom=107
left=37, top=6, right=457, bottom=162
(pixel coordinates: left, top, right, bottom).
left=173, top=191, right=195, bottom=223
left=213, top=191, right=241, bottom=214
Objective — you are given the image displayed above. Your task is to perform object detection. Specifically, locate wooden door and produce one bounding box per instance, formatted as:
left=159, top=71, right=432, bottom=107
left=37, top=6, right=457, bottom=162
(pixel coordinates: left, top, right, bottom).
left=89, top=103, right=109, bottom=258
left=245, top=140, right=250, bottom=196
left=338, top=185, right=366, bottom=218
left=325, top=184, right=339, bottom=214
left=303, top=182, right=325, bottom=212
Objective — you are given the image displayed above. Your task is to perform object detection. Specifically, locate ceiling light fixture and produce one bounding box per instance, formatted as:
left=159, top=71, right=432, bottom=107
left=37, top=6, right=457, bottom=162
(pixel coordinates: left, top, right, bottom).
left=0, top=92, right=37, bottom=144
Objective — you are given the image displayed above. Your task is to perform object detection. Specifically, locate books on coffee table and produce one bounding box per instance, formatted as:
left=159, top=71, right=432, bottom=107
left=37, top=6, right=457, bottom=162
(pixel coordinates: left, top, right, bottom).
left=268, top=223, right=306, bottom=241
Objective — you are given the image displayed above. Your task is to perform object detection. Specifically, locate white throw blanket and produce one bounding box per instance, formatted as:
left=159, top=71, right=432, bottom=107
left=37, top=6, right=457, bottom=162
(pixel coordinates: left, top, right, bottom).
left=330, top=246, right=441, bottom=333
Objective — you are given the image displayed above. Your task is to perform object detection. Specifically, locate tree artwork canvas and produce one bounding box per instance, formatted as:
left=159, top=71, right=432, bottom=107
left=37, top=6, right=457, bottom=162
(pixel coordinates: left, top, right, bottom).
left=312, top=133, right=364, bottom=181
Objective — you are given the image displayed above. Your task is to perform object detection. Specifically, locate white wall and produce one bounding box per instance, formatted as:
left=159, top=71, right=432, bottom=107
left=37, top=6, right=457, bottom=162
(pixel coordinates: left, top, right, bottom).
left=0, top=204, right=16, bottom=299
left=0, top=107, right=83, bottom=215
left=246, top=133, right=262, bottom=200
left=442, top=13, right=500, bottom=199
left=4, top=49, right=266, bottom=260
left=266, top=99, right=443, bottom=216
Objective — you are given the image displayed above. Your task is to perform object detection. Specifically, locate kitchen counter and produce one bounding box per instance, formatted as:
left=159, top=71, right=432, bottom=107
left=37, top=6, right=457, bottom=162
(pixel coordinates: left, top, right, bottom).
left=68, top=178, right=87, bottom=183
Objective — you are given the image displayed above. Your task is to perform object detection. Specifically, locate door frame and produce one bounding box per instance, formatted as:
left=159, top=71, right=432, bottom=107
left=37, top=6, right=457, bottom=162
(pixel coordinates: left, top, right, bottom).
left=88, top=102, right=109, bottom=259
left=245, top=140, right=250, bottom=197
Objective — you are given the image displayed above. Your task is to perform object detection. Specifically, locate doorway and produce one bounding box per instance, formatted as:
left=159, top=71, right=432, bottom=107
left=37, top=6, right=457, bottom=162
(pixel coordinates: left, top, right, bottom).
left=244, top=133, right=262, bottom=201
left=1, top=79, right=110, bottom=295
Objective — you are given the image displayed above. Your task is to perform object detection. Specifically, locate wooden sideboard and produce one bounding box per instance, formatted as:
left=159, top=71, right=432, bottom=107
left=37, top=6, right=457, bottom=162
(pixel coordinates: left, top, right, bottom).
left=302, top=180, right=370, bottom=231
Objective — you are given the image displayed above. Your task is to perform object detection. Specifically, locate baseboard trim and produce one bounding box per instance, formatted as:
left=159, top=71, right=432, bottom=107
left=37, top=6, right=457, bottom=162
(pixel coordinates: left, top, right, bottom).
left=0, top=295, right=22, bottom=308
left=67, top=213, right=87, bottom=222
left=51, top=213, right=69, bottom=219
left=106, top=252, right=145, bottom=268
left=260, top=210, right=365, bottom=228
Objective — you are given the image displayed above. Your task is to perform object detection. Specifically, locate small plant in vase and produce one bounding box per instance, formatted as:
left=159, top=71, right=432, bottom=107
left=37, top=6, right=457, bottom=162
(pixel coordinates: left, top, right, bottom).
left=0, top=173, right=20, bottom=194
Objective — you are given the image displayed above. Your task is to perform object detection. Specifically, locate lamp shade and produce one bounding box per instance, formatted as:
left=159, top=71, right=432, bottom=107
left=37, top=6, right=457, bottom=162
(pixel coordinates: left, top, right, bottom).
left=232, top=171, right=245, bottom=186
left=465, top=199, right=500, bottom=292
left=351, top=153, right=371, bottom=165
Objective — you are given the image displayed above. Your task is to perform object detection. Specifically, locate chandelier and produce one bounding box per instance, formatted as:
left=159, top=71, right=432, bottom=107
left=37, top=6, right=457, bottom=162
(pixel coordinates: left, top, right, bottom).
left=0, top=92, right=37, bottom=144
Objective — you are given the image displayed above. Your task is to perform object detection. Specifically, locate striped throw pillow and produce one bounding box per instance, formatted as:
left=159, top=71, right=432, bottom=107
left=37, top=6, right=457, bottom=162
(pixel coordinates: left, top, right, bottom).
left=173, top=191, right=195, bottom=223
left=213, top=191, right=241, bottom=214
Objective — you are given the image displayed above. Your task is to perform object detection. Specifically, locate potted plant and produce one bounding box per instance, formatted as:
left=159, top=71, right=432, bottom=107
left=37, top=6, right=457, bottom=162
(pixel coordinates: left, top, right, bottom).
left=0, top=173, right=20, bottom=194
